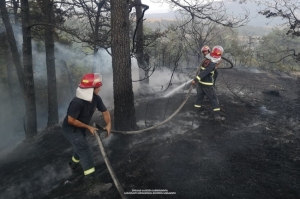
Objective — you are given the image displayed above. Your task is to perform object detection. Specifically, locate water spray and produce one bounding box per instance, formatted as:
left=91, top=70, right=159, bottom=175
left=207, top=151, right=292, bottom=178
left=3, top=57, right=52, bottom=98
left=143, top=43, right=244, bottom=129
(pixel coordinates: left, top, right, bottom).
left=101, top=56, right=233, bottom=135
left=164, top=79, right=193, bottom=98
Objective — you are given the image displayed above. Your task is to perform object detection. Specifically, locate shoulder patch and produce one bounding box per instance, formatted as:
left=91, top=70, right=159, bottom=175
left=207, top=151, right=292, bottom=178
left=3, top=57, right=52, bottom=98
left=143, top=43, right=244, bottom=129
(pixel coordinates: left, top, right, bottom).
left=203, top=59, right=211, bottom=67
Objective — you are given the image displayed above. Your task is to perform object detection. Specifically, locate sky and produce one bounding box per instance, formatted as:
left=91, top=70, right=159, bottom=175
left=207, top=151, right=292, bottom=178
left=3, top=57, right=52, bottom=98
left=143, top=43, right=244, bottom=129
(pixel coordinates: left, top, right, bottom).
left=141, top=0, right=281, bottom=27
left=141, top=0, right=223, bottom=14
left=142, top=0, right=171, bottom=14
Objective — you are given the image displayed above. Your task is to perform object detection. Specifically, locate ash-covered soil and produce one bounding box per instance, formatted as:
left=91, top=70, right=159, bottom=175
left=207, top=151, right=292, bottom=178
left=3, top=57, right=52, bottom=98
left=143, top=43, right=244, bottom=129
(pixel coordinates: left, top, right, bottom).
left=0, top=67, right=300, bottom=199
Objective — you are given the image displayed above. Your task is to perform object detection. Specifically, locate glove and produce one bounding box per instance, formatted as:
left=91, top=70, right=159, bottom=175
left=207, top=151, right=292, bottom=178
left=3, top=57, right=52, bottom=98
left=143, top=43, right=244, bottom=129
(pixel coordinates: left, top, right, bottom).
left=194, top=76, right=201, bottom=83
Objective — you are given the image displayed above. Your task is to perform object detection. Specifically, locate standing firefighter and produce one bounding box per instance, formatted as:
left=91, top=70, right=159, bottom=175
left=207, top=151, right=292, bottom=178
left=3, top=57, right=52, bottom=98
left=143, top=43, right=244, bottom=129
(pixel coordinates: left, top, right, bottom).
left=192, top=46, right=224, bottom=120
left=201, top=45, right=210, bottom=56
left=62, top=73, right=112, bottom=192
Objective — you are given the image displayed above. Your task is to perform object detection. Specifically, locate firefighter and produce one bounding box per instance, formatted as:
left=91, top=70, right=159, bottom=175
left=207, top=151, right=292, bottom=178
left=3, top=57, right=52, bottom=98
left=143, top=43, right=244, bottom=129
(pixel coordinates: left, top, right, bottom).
left=198, top=45, right=211, bottom=72
left=201, top=45, right=221, bottom=86
left=192, top=46, right=223, bottom=120
left=62, top=73, right=112, bottom=192
left=201, top=45, right=210, bottom=57
left=196, top=45, right=211, bottom=101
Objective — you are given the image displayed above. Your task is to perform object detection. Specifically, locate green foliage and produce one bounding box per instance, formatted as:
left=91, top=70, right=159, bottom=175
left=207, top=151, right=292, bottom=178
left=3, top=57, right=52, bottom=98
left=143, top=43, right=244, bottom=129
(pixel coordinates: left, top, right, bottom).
left=237, top=25, right=272, bottom=37
left=145, top=17, right=300, bottom=73
left=257, top=28, right=300, bottom=71
left=29, top=0, right=67, bottom=42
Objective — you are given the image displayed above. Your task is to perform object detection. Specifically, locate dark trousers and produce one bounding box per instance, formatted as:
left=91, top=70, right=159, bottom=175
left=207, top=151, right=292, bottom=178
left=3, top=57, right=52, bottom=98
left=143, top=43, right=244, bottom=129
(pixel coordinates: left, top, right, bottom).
left=214, top=70, right=218, bottom=86
left=195, top=84, right=220, bottom=113
left=62, top=125, right=94, bottom=172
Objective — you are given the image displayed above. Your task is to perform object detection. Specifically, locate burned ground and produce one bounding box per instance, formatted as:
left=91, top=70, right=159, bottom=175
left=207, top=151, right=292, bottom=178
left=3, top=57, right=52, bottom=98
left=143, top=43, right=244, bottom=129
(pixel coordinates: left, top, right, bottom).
left=0, top=67, right=300, bottom=199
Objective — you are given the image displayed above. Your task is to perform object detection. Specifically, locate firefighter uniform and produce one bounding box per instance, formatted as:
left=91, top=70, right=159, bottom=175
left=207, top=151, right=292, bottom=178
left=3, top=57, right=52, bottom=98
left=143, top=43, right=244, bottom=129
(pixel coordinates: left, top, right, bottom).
left=194, top=59, right=220, bottom=116
left=62, top=94, right=107, bottom=175
left=61, top=73, right=112, bottom=192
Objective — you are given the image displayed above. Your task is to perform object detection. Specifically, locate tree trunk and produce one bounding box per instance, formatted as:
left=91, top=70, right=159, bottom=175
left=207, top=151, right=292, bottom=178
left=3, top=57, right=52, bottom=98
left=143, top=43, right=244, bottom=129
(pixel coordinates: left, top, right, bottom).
left=0, top=0, right=25, bottom=94
left=93, top=1, right=102, bottom=73
left=44, top=0, right=58, bottom=126
left=1, top=36, right=17, bottom=134
left=21, top=0, right=37, bottom=137
left=1, top=0, right=26, bottom=133
left=12, top=0, right=19, bottom=24
left=111, top=0, right=138, bottom=131
left=134, top=0, right=149, bottom=86
left=93, top=1, right=107, bottom=73
left=61, top=60, right=75, bottom=97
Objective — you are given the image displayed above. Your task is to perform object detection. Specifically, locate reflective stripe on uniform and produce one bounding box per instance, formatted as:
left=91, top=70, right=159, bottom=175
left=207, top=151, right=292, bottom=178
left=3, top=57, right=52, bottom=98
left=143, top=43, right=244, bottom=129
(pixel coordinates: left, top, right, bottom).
left=199, top=67, right=214, bottom=85
left=199, top=81, right=213, bottom=85
left=194, top=105, right=201, bottom=108
left=213, top=108, right=220, bottom=111
left=84, top=167, right=95, bottom=175
left=201, top=67, right=215, bottom=75
left=72, top=156, right=80, bottom=163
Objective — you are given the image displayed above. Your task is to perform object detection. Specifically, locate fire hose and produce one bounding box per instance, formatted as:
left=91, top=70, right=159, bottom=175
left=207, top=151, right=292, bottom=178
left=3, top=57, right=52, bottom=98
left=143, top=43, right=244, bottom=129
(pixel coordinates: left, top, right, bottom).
left=93, top=123, right=128, bottom=199
left=219, top=57, right=234, bottom=69
left=98, top=56, right=234, bottom=135
left=92, top=68, right=196, bottom=199
left=93, top=57, right=233, bottom=198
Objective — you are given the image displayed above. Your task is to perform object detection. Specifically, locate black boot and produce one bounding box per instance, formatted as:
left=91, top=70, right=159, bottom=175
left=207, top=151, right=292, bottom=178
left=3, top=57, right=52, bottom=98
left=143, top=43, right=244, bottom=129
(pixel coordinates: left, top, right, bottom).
left=69, top=160, right=84, bottom=176
left=67, top=161, right=84, bottom=183
left=213, top=112, right=223, bottom=121
left=84, top=172, right=112, bottom=193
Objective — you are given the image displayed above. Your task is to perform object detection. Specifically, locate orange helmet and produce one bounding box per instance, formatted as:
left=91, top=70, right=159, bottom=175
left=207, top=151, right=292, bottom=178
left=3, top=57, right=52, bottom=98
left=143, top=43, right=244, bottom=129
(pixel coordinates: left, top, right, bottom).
left=79, top=73, right=102, bottom=88
left=205, top=46, right=224, bottom=63
left=201, top=45, right=210, bottom=53
left=210, top=46, right=223, bottom=59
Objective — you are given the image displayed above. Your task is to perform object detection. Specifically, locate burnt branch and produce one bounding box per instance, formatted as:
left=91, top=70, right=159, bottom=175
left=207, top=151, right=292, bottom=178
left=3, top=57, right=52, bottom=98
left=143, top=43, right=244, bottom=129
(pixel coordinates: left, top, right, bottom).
left=159, top=0, right=249, bottom=28
left=257, top=0, right=300, bottom=36
left=132, top=64, right=156, bottom=82
left=267, top=49, right=300, bottom=63
left=131, top=2, right=149, bottom=53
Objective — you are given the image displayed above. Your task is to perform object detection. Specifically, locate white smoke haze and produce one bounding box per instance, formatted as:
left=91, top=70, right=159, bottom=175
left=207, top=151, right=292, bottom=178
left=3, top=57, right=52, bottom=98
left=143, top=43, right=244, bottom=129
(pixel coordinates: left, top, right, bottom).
left=0, top=21, right=194, bottom=159
left=0, top=24, right=26, bottom=150
left=234, top=65, right=265, bottom=74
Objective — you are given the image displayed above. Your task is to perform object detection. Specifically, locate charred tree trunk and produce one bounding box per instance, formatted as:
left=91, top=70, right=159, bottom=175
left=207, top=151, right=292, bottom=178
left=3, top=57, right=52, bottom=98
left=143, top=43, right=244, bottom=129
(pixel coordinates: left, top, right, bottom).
left=1, top=0, right=26, bottom=133
left=21, top=0, right=37, bottom=137
left=92, top=0, right=105, bottom=73
left=134, top=0, right=149, bottom=86
left=0, top=35, right=17, bottom=134
left=0, top=0, right=25, bottom=93
left=44, top=0, right=58, bottom=126
left=12, top=0, right=19, bottom=24
left=61, top=60, right=75, bottom=97
left=111, top=0, right=137, bottom=131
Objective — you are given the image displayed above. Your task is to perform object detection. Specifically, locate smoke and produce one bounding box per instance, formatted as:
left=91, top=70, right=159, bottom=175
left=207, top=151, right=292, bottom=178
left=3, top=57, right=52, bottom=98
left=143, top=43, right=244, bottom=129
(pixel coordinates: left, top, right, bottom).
left=0, top=20, right=191, bottom=154
left=234, top=65, right=264, bottom=74
left=0, top=24, right=25, bottom=150
left=0, top=163, right=70, bottom=199
left=134, top=65, right=193, bottom=99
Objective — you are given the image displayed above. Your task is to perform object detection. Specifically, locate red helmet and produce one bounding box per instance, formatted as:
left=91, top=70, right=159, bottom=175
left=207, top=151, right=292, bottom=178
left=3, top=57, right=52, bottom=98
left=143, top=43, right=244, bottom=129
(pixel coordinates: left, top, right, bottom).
left=79, top=73, right=102, bottom=88
left=210, top=46, right=223, bottom=59
left=201, top=45, right=210, bottom=53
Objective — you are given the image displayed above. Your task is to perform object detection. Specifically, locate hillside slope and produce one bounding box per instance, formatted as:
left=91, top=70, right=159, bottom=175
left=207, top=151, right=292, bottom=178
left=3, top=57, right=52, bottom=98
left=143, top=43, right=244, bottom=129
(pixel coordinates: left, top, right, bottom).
left=0, top=66, right=300, bottom=199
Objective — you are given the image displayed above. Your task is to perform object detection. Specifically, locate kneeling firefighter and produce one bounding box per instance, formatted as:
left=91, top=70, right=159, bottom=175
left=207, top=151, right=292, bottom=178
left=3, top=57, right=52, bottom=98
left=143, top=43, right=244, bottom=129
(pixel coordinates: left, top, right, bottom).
left=192, top=46, right=223, bottom=120
left=62, top=73, right=112, bottom=192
